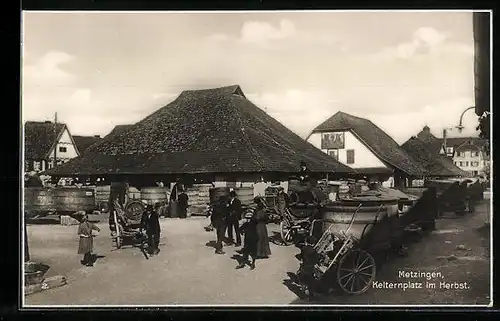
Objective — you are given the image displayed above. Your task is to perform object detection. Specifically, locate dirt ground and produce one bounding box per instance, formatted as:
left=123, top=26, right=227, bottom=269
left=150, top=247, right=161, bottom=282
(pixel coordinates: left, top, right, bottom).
left=23, top=200, right=491, bottom=307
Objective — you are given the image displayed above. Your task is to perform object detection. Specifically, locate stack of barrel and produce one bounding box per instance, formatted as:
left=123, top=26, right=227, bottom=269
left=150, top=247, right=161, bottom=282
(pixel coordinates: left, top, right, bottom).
left=233, top=186, right=254, bottom=207
left=95, top=185, right=111, bottom=212
left=187, top=184, right=212, bottom=216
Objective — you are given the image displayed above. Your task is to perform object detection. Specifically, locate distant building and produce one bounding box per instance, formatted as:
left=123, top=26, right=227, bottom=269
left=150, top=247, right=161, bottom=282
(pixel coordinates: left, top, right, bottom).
left=72, top=135, right=102, bottom=155
left=306, top=111, right=427, bottom=188
left=415, top=125, right=489, bottom=177
left=24, top=121, right=80, bottom=172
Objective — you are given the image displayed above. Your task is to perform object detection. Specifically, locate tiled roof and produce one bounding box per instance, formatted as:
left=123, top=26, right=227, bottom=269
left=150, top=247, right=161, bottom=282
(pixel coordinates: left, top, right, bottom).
left=401, top=137, right=468, bottom=177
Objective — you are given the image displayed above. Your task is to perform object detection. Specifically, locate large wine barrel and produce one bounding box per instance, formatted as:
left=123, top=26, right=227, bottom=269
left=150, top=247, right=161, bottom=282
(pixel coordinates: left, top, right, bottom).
left=24, top=187, right=96, bottom=214
left=209, top=187, right=230, bottom=204
left=322, top=196, right=399, bottom=243
left=141, top=187, right=168, bottom=206
left=234, top=187, right=253, bottom=206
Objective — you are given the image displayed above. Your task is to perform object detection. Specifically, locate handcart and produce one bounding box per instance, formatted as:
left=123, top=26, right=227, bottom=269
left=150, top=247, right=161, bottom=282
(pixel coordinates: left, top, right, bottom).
left=294, top=202, right=386, bottom=295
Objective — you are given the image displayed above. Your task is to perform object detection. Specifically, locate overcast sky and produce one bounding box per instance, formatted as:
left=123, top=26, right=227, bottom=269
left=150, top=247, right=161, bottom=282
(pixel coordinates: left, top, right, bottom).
left=22, top=11, right=480, bottom=143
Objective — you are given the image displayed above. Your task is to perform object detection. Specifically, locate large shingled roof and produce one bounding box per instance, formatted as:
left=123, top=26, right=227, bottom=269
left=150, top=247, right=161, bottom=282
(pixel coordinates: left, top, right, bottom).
left=72, top=135, right=102, bottom=155
left=310, top=111, right=428, bottom=176
left=46, top=85, right=355, bottom=176
left=401, top=136, right=467, bottom=177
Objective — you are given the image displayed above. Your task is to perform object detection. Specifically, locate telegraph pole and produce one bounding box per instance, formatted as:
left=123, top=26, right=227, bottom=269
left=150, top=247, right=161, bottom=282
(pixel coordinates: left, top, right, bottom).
left=53, top=112, right=57, bottom=168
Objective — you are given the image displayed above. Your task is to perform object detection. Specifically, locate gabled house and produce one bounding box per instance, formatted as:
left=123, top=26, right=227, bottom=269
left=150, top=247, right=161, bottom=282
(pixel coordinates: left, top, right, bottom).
left=306, top=111, right=427, bottom=188
left=414, top=125, right=489, bottom=177
left=72, top=135, right=102, bottom=156
left=24, top=121, right=80, bottom=173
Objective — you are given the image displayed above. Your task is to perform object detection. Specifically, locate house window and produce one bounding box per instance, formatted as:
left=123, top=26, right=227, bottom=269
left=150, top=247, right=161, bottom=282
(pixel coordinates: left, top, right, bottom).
left=454, top=161, right=457, bottom=165
left=456, top=151, right=464, bottom=157
left=472, top=161, right=480, bottom=167
left=464, top=161, right=469, bottom=167
left=446, top=147, right=453, bottom=154
left=459, top=161, right=464, bottom=167
left=59, top=146, right=67, bottom=153
left=474, top=151, right=480, bottom=157
left=346, top=149, right=355, bottom=164
left=327, top=149, right=339, bottom=160
left=33, top=161, right=41, bottom=171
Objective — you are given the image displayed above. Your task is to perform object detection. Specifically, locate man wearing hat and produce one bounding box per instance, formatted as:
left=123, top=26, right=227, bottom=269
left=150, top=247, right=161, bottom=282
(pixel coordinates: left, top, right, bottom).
left=141, top=203, right=161, bottom=255
left=299, top=161, right=311, bottom=185
left=226, top=190, right=242, bottom=246
left=212, top=196, right=229, bottom=254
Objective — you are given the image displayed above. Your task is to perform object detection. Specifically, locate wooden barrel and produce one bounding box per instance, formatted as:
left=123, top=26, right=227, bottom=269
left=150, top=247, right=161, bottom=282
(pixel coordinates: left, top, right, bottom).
left=322, top=196, right=399, bottom=240
left=141, top=187, right=168, bottom=205
left=234, top=187, right=254, bottom=206
left=24, top=187, right=96, bottom=213
left=209, top=187, right=230, bottom=204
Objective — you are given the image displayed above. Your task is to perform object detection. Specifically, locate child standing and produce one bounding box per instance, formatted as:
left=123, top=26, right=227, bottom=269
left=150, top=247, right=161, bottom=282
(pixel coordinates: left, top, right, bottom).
left=77, top=212, right=101, bottom=267
left=236, top=211, right=258, bottom=270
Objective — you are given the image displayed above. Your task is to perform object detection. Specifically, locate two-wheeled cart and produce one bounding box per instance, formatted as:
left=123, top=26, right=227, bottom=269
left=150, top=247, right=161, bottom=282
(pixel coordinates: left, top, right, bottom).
left=295, top=195, right=401, bottom=295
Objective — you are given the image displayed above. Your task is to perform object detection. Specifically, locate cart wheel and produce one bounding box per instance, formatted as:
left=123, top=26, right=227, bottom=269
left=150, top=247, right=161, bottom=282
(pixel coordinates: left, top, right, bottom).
left=280, top=220, right=294, bottom=245
left=336, top=248, right=376, bottom=295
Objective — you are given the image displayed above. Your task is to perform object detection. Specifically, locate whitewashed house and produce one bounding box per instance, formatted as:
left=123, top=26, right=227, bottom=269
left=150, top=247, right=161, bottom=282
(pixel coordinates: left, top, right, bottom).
left=24, top=121, right=81, bottom=173
left=306, top=111, right=427, bottom=188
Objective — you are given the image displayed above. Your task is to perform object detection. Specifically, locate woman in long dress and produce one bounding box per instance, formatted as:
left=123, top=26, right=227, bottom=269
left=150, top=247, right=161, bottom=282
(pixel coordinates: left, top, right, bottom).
left=77, top=213, right=101, bottom=267
left=254, top=198, right=271, bottom=259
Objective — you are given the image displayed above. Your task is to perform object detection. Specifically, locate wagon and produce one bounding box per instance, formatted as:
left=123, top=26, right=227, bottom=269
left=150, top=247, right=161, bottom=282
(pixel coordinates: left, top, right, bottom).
left=424, top=179, right=468, bottom=215
left=297, top=194, right=402, bottom=295
left=111, top=199, right=146, bottom=250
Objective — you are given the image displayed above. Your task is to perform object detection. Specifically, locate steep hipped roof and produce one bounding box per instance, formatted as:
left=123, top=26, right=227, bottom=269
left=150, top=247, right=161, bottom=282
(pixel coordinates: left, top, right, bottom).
left=72, top=135, right=102, bottom=155
left=46, top=85, right=355, bottom=176
left=310, top=111, right=427, bottom=176
left=24, top=121, right=67, bottom=159
left=401, top=137, right=467, bottom=177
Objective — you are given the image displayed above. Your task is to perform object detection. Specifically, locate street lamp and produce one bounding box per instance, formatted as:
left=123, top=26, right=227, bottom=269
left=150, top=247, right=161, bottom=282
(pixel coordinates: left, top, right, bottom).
left=456, top=106, right=477, bottom=133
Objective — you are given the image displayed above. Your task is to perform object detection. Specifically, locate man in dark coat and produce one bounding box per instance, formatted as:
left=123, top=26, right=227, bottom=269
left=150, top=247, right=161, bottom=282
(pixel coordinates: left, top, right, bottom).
left=177, top=188, right=189, bottom=219
left=226, top=190, right=242, bottom=246
left=141, top=204, right=161, bottom=255
left=211, top=196, right=229, bottom=254
left=299, top=161, right=311, bottom=185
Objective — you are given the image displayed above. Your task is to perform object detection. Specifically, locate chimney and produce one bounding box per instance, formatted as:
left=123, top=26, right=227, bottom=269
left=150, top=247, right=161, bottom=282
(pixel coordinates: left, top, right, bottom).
left=94, top=135, right=101, bottom=138
left=423, top=125, right=430, bottom=133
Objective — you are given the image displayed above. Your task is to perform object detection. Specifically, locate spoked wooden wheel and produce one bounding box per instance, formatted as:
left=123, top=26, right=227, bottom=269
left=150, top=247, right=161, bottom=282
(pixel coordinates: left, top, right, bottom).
left=280, top=220, right=294, bottom=245
left=336, top=248, right=376, bottom=295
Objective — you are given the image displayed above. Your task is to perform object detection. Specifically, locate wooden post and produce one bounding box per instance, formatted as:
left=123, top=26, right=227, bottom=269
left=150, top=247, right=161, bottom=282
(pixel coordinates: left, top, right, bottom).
left=53, top=112, right=58, bottom=168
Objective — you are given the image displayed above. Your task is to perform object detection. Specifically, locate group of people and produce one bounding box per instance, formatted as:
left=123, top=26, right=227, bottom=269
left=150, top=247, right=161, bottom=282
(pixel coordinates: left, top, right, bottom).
left=210, top=191, right=272, bottom=270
